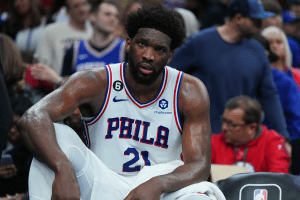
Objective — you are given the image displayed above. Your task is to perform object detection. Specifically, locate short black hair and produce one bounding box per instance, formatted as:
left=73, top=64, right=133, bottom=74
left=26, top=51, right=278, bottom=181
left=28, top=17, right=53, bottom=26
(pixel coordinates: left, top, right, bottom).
left=125, top=4, right=186, bottom=51
left=90, top=0, right=119, bottom=13
left=225, top=95, right=263, bottom=128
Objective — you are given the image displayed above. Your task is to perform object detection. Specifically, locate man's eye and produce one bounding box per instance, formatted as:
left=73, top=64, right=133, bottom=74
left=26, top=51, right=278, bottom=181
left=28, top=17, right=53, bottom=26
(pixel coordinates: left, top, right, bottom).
left=139, top=42, right=145, bottom=46
left=157, top=48, right=164, bottom=52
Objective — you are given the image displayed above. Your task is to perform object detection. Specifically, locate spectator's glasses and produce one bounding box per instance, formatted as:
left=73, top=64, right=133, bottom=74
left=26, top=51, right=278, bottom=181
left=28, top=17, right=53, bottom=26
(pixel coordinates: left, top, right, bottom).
left=220, top=117, right=247, bottom=129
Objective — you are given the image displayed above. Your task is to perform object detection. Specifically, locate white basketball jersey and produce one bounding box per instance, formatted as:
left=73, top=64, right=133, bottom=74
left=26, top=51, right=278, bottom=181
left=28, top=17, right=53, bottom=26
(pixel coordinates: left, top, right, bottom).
left=82, top=63, right=184, bottom=176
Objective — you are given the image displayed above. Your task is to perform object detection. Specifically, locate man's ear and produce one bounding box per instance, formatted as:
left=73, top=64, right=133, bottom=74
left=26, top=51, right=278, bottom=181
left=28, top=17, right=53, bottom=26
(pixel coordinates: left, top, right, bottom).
left=234, top=13, right=245, bottom=25
left=248, top=123, right=258, bottom=138
left=125, top=37, right=131, bottom=53
left=167, top=50, right=174, bottom=64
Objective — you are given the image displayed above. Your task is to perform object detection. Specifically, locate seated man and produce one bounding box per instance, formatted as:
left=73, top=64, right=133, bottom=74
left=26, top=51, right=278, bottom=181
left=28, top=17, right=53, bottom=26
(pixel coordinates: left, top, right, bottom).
left=211, top=95, right=290, bottom=173
left=17, top=4, right=225, bottom=200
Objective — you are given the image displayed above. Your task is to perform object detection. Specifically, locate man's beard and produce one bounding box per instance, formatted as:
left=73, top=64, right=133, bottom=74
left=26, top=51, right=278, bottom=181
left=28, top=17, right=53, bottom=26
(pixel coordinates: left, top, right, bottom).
left=128, top=57, right=166, bottom=86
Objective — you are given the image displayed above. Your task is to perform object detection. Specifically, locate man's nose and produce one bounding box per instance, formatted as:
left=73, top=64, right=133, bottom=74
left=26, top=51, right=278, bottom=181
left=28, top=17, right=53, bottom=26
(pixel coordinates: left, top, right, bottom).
left=143, top=47, right=155, bottom=61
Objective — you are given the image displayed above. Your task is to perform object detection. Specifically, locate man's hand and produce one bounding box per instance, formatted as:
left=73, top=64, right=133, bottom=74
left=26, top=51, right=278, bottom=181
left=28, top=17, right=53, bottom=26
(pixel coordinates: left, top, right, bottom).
left=51, top=166, right=81, bottom=200
left=31, top=64, right=60, bottom=84
left=284, top=141, right=292, bottom=158
left=124, top=178, right=163, bottom=200
left=0, top=164, right=17, bottom=178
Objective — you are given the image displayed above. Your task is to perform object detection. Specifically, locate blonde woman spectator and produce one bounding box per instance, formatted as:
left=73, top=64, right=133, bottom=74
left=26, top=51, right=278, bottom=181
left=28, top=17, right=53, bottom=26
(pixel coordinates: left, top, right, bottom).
left=262, top=26, right=300, bottom=89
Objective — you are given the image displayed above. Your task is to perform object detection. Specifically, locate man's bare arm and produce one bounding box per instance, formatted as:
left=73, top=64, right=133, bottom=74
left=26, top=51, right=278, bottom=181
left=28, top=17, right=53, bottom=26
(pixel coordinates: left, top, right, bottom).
left=159, top=73, right=211, bottom=191
left=16, top=68, right=107, bottom=199
left=125, top=73, right=211, bottom=199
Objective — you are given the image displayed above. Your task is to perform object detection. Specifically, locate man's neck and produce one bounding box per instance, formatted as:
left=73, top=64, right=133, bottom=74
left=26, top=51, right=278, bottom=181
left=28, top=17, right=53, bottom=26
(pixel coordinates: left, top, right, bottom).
left=270, top=60, right=286, bottom=71
left=124, top=63, right=163, bottom=103
left=89, top=31, right=116, bottom=48
left=217, top=23, right=244, bottom=43
left=69, top=20, right=87, bottom=31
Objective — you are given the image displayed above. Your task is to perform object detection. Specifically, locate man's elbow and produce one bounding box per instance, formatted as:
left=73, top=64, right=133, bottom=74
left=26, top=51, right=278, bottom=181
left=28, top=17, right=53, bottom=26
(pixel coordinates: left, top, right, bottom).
left=16, top=110, right=31, bottom=135
left=16, top=108, right=40, bottom=137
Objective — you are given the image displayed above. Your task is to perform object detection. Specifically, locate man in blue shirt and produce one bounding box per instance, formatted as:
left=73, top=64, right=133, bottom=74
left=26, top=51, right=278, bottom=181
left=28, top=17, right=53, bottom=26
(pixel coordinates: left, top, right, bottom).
left=169, top=0, right=290, bottom=141
left=61, top=0, right=126, bottom=76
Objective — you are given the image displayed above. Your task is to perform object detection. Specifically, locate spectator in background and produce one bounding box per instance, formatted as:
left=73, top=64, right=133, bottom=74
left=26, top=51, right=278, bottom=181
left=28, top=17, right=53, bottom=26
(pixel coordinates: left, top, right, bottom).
left=200, top=0, right=231, bottom=30
left=261, top=26, right=300, bottom=89
left=163, top=0, right=185, bottom=9
left=62, top=0, right=125, bottom=76
left=38, top=0, right=56, bottom=15
left=13, top=0, right=47, bottom=61
left=261, top=26, right=300, bottom=175
left=0, top=0, right=44, bottom=40
left=0, top=33, right=26, bottom=182
left=115, top=0, right=143, bottom=39
left=211, top=95, right=290, bottom=174
left=0, top=34, right=25, bottom=87
left=281, top=10, right=300, bottom=68
left=261, top=0, right=283, bottom=28
left=0, top=0, right=46, bottom=62
left=174, top=7, right=199, bottom=38
left=0, top=84, right=33, bottom=198
left=35, top=0, right=93, bottom=75
left=261, top=1, right=300, bottom=70
left=262, top=0, right=300, bottom=70
left=0, top=59, right=13, bottom=159
left=289, top=0, right=300, bottom=17
left=45, top=0, right=69, bottom=23
left=253, top=33, right=300, bottom=174
left=169, top=0, right=291, bottom=143
left=184, top=0, right=209, bottom=27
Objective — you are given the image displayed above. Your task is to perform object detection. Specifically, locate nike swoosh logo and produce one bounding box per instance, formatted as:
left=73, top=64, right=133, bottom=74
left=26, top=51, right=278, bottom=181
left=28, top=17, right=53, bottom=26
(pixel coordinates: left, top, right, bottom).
left=113, top=96, right=128, bottom=102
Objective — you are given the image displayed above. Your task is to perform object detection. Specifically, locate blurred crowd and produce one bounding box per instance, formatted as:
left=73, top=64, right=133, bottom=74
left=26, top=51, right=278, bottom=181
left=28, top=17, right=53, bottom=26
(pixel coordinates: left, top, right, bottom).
left=1, top=0, right=300, bottom=198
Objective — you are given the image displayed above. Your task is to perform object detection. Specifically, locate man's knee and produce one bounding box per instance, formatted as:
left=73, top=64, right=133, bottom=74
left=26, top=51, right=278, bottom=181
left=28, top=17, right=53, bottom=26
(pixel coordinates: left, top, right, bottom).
left=53, top=123, right=86, bottom=154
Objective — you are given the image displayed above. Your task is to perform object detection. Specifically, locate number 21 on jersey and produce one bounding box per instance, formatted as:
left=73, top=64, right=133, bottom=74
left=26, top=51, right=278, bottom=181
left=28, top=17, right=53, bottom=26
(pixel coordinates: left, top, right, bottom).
left=123, top=147, right=151, bottom=172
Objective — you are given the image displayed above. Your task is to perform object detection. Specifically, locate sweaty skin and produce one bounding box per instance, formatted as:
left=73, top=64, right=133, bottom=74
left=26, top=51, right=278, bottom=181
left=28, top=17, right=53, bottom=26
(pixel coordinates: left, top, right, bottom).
left=17, top=28, right=211, bottom=200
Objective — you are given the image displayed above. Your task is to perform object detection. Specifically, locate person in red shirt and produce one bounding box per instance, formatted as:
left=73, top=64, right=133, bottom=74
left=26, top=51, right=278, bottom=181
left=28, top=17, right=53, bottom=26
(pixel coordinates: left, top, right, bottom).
left=211, top=95, right=290, bottom=174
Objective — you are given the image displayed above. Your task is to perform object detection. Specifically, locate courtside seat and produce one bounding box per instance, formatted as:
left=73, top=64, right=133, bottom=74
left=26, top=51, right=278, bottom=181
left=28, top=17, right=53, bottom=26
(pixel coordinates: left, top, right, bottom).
left=214, top=172, right=300, bottom=200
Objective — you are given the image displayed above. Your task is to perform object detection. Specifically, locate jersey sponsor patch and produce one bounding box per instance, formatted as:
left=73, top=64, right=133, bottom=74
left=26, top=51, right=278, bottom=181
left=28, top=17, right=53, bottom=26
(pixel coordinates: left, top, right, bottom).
left=159, top=99, right=168, bottom=110
left=154, top=111, right=172, bottom=114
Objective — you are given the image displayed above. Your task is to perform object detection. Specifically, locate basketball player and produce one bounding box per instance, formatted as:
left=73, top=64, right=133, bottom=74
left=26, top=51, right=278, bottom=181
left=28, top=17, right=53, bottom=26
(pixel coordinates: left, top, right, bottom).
left=17, top=5, right=223, bottom=200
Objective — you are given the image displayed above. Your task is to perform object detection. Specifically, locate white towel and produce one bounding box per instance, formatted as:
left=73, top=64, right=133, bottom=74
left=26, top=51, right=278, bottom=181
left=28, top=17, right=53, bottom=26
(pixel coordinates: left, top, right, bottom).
left=161, top=181, right=226, bottom=200
left=127, top=160, right=226, bottom=200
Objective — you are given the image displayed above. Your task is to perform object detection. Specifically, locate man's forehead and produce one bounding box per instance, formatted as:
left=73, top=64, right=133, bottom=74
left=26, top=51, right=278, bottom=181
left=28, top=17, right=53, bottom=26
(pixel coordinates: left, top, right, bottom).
left=68, top=0, right=86, bottom=7
left=99, top=2, right=119, bottom=12
left=224, top=108, right=245, bottom=119
left=135, top=28, right=172, bottom=45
